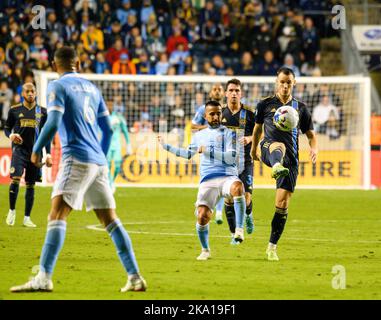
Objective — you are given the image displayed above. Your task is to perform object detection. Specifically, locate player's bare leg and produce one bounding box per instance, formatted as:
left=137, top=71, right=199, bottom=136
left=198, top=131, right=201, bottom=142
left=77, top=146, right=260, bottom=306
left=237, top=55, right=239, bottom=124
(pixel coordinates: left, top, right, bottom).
left=196, top=205, right=213, bottom=260
left=267, top=189, right=292, bottom=261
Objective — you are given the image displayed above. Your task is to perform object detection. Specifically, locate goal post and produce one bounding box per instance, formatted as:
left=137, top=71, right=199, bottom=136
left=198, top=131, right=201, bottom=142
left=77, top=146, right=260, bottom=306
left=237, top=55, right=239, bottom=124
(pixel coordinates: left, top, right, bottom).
left=33, top=71, right=372, bottom=189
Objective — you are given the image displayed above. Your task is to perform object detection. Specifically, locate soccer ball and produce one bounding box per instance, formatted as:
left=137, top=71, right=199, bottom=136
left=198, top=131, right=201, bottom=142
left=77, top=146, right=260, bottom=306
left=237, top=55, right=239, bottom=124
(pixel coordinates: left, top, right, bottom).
left=273, top=106, right=299, bottom=132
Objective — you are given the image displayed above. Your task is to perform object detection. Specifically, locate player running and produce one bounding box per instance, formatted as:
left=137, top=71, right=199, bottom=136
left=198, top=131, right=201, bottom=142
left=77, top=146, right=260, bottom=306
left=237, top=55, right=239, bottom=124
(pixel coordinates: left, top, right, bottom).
left=251, top=67, right=318, bottom=261
left=158, top=100, right=246, bottom=260
left=5, top=83, right=52, bottom=228
left=10, top=47, right=146, bottom=293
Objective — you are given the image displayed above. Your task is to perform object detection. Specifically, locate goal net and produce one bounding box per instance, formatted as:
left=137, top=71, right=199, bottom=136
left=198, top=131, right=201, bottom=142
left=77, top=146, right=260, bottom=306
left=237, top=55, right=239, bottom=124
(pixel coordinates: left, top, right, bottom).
left=34, top=71, right=371, bottom=189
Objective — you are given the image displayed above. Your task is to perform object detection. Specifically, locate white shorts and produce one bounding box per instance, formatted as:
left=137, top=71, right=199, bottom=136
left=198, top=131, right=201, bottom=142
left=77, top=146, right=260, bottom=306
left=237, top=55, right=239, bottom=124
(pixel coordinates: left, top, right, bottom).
left=195, top=176, right=241, bottom=211
left=52, top=156, right=116, bottom=211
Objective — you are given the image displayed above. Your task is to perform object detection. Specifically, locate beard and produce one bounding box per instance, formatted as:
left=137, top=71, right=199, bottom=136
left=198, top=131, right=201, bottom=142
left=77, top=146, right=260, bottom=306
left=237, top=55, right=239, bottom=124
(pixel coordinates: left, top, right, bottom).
left=208, top=121, right=220, bottom=128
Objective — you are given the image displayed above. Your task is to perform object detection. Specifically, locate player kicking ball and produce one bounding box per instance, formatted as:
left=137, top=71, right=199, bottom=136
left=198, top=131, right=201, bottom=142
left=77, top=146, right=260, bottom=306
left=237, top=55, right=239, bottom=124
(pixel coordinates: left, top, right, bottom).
left=251, top=67, right=318, bottom=261
left=158, top=100, right=246, bottom=260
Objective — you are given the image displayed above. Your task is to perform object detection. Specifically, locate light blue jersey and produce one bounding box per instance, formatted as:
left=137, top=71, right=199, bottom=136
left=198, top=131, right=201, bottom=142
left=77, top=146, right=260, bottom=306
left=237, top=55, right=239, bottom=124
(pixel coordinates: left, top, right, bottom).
left=46, top=72, right=109, bottom=165
left=192, top=104, right=206, bottom=126
left=162, top=125, right=238, bottom=183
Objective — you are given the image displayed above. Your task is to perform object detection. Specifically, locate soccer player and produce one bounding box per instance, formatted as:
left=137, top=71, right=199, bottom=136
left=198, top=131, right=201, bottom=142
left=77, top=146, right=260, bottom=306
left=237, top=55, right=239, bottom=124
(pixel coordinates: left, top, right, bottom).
left=191, top=83, right=225, bottom=224
left=250, top=67, right=318, bottom=261
left=158, top=100, right=247, bottom=260
left=10, top=47, right=146, bottom=293
left=107, top=101, right=132, bottom=193
left=222, top=78, right=255, bottom=244
left=4, top=83, right=52, bottom=228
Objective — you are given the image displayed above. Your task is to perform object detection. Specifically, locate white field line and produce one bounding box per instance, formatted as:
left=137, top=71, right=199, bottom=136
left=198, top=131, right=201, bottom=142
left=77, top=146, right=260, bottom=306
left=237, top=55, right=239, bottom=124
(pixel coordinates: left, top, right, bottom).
left=86, top=221, right=381, bottom=244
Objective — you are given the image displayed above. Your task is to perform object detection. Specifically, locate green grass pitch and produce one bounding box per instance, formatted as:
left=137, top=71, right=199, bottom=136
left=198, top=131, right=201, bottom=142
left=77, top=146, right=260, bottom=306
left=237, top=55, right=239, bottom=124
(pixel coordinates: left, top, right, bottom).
left=0, top=185, right=380, bottom=300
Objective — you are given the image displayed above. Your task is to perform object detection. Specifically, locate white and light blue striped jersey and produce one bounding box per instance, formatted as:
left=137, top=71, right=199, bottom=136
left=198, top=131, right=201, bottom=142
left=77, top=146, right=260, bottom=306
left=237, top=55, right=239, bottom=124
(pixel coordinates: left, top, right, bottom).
left=162, top=125, right=238, bottom=183
left=192, top=104, right=206, bottom=125
left=46, top=72, right=109, bottom=165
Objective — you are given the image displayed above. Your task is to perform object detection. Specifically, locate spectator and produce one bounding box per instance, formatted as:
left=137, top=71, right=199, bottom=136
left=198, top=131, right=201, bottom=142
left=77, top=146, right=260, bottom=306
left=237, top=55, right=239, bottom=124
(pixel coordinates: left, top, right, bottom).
left=60, top=0, right=76, bottom=23
left=80, top=22, right=104, bottom=54
left=146, top=27, right=166, bottom=60
left=282, top=54, right=300, bottom=77
left=5, top=34, right=30, bottom=65
left=29, top=36, right=49, bottom=67
left=211, top=54, right=226, bottom=75
left=76, top=0, right=96, bottom=24
left=155, top=52, right=170, bottom=75
left=169, top=43, right=190, bottom=75
left=140, top=0, right=155, bottom=25
left=117, top=0, right=137, bottom=27
left=199, top=0, right=220, bottom=26
left=93, top=52, right=110, bottom=74
left=135, top=52, right=155, bottom=75
left=105, top=20, right=127, bottom=49
left=176, top=0, right=196, bottom=25
left=45, top=10, right=63, bottom=36
left=251, top=22, right=276, bottom=63
left=105, top=38, right=129, bottom=68
left=235, top=51, right=256, bottom=75
left=129, top=36, right=147, bottom=62
left=302, top=17, right=320, bottom=65
left=112, top=53, right=136, bottom=74
left=166, top=27, right=189, bottom=55
left=312, top=95, right=340, bottom=139
left=0, top=80, right=13, bottom=129
left=62, top=17, right=78, bottom=44
left=200, top=18, right=226, bottom=53
left=257, top=50, right=280, bottom=76
left=99, top=2, right=118, bottom=34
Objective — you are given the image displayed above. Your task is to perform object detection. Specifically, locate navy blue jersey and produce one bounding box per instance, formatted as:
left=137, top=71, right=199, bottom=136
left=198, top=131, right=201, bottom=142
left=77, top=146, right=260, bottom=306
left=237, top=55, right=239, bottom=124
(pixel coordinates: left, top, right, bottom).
left=4, top=102, right=48, bottom=158
left=255, top=95, right=313, bottom=165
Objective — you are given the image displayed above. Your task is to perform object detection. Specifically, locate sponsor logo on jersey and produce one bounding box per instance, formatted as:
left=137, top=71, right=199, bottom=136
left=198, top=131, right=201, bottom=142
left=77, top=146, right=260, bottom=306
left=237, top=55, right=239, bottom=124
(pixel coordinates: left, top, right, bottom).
left=19, top=113, right=24, bottom=118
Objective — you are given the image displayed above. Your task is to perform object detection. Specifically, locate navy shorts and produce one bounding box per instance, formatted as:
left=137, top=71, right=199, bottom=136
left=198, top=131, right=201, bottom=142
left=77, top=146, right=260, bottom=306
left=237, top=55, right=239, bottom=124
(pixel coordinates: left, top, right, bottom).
left=239, top=162, right=253, bottom=194
left=10, top=153, right=42, bottom=183
left=260, top=140, right=298, bottom=193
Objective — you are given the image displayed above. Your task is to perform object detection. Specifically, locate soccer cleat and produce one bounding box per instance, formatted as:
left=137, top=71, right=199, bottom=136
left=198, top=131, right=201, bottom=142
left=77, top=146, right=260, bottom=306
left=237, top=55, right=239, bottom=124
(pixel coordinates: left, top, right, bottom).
left=120, top=276, right=147, bottom=292
left=245, top=214, right=254, bottom=234
left=23, top=217, right=37, bottom=228
left=234, top=227, right=244, bottom=243
left=266, top=245, right=280, bottom=261
left=6, top=209, right=16, bottom=226
left=10, top=276, right=53, bottom=293
left=196, top=249, right=211, bottom=261
left=215, top=211, right=223, bottom=225
left=230, top=235, right=240, bottom=245
left=271, top=164, right=289, bottom=180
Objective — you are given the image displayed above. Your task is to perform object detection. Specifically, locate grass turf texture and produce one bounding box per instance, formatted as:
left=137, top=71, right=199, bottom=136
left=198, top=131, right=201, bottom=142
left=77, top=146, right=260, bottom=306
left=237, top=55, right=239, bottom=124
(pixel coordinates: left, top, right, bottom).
left=0, top=186, right=380, bottom=300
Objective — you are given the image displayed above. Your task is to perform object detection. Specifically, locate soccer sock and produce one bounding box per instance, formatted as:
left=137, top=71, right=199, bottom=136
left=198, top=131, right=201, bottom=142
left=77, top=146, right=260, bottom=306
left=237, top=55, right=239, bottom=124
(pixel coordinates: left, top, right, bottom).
left=24, top=184, right=35, bottom=217
left=9, top=180, right=19, bottom=210
left=196, top=222, right=209, bottom=250
left=269, top=148, right=284, bottom=167
left=215, top=198, right=224, bottom=215
left=39, top=220, right=67, bottom=276
left=246, top=201, right=253, bottom=217
left=113, top=162, right=122, bottom=181
left=107, top=219, right=139, bottom=275
left=269, top=207, right=288, bottom=245
left=234, top=196, right=246, bottom=229
left=224, top=204, right=236, bottom=233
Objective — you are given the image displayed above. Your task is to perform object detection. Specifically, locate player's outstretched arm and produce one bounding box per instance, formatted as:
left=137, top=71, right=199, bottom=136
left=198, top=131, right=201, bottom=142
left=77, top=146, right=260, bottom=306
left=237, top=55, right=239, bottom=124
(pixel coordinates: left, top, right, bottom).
left=305, top=130, right=318, bottom=164
left=99, top=115, right=113, bottom=156
left=251, top=123, right=263, bottom=161
left=157, top=135, right=197, bottom=159
left=32, top=110, right=63, bottom=167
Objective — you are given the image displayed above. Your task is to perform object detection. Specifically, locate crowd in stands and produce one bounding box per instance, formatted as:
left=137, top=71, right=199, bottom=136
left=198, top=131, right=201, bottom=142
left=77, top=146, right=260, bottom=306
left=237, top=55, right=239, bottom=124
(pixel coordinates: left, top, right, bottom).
left=0, top=0, right=341, bottom=135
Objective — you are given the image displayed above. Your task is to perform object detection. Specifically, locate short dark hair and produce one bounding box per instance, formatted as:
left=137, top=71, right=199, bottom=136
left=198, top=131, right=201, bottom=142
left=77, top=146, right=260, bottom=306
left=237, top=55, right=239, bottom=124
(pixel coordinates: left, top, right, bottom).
left=277, top=67, right=295, bottom=78
left=205, top=100, right=221, bottom=108
left=225, top=78, right=241, bottom=90
left=54, top=46, right=77, bottom=66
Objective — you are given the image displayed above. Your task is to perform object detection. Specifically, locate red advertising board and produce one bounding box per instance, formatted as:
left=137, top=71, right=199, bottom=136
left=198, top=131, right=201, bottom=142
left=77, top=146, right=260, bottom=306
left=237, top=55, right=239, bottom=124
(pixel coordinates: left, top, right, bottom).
left=0, top=148, right=12, bottom=184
